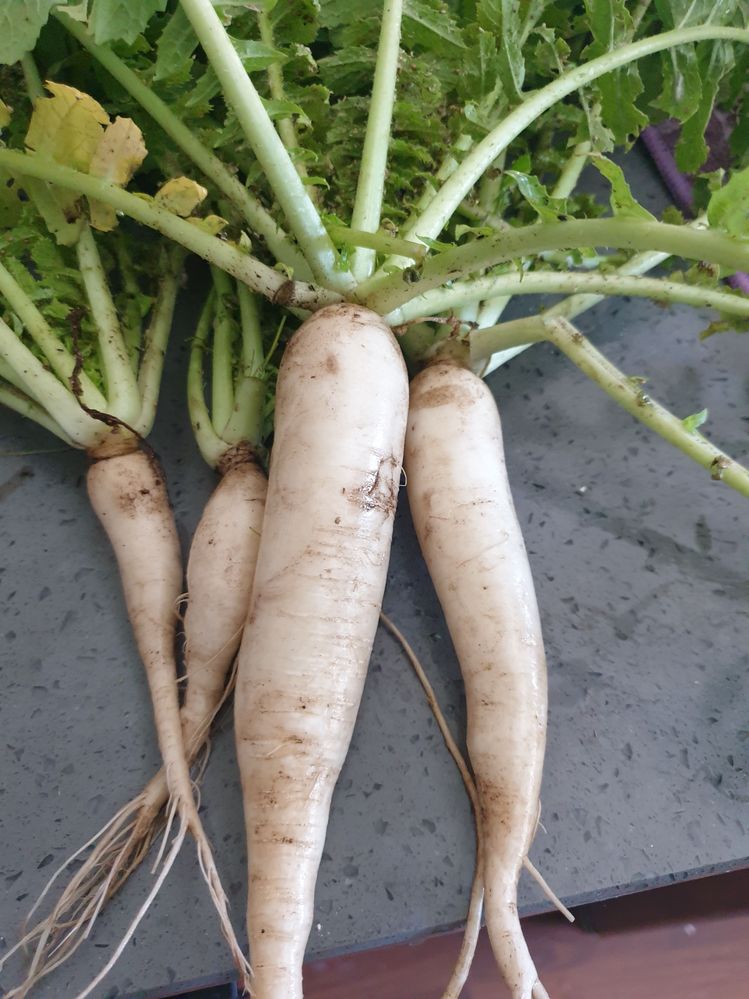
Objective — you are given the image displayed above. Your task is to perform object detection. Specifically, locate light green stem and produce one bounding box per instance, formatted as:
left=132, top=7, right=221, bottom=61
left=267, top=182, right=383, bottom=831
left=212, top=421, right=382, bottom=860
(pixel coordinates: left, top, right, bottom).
left=0, top=380, right=73, bottom=443
left=237, top=283, right=264, bottom=376
left=187, top=292, right=229, bottom=468
left=632, top=0, right=653, bottom=31
left=389, top=269, right=749, bottom=330
left=0, top=260, right=106, bottom=409
left=545, top=317, right=749, bottom=498
left=135, top=247, right=184, bottom=437
left=56, top=11, right=311, bottom=279
left=220, top=375, right=265, bottom=447
left=0, top=316, right=103, bottom=446
left=551, top=142, right=591, bottom=199
left=20, top=54, right=44, bottom=101
left=476, top=241, right=695, bottom=374
left=365, top=218, right=749, bottom=313
left=210, top=267, right=237, bottom=436
left=350, top=0, right=404, bottom=282
left=179, top=0, right=352, bottom=292
left=76, top=224, right=141, bottom=424
left=405, top=25, right=749, bottom=245
left=327, top=224, right=425, bottom=261
left=0, top=149, right=339, bottom=310
left=113, top=236, right=147, bottom=371
left=257, top=11, right=309, bottom=185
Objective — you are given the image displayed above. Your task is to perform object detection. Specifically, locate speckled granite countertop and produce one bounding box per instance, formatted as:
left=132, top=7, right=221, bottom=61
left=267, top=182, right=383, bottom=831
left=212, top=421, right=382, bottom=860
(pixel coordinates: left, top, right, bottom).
left=1, top=147, right=748, bottom=999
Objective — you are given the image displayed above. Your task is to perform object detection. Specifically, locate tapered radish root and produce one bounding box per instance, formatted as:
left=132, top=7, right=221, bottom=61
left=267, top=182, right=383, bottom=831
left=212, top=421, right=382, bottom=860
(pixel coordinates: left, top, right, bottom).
left=405, top=361, right=549, bottom=999
left=380, top=612, right=485, bottom=999
left=84, top=448, right=251, bottom=993
left=235, top=303, right=408, bottom=999
left=9, top=448, right=267, bottom=994
left=182, top=445, right=266, bottom=737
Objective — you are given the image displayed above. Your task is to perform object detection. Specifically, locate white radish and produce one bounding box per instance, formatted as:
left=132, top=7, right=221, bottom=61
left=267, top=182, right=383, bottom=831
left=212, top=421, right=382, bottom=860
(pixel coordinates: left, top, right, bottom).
left=12, top=446, right=267, bottom=993
left=82, top=446, right=252, bottom=996
left=234, top=302, right=408, bottom=999
left=405, top=359, right=549, bottom=999
left=181, top=445, right=267, bottom=741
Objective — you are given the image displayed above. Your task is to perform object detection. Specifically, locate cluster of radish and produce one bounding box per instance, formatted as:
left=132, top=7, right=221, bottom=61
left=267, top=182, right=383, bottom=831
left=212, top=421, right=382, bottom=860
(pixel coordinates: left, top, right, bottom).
left=2, top=1, right=749, bottom=997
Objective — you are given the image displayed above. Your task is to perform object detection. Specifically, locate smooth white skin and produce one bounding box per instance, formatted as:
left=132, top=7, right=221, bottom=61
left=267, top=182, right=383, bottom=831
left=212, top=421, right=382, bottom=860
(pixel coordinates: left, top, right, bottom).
left=234, top=304, right=408, bottom=999
left=87, top=450, right=250, bottom=988
left=87, top=451, right=187, bottom=794
left=405, top=362, right=548, bottom=999
left=181, top=457, right=267, bottom=743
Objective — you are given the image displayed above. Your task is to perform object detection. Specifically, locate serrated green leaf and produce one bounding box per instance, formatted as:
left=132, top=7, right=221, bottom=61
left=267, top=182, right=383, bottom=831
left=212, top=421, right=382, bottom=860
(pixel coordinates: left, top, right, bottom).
left=707, top=165, right=749, bottom=237
left=583, top=0, right=647, bottom=143
left=403, top=0, right=467, bottom=56
left=676, top=40, right=736, bottom=172
left=154, top=7, right=197, bottom=81
left=592, top=157, right=655, bottom=221
left=0, top=0, right=59, bottom=65
left=506, top=169, right=567, bottom=222
left=318, top=47, right=376, bottom=94
left=478, top=0, right=525, bottom=103
left=89, top=0, right=168, bottom=46
left=185, top=38, right=286, bottom=108
left=682, top=408, right=708, bottom=432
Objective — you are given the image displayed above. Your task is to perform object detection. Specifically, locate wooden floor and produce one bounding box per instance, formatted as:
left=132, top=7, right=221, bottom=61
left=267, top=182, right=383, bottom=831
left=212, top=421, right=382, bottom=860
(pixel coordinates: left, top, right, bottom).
left=304, top=870, right=749, bottom=998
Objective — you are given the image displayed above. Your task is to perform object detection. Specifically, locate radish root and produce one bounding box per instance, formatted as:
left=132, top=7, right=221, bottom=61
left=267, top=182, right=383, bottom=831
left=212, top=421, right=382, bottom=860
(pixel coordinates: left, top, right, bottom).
left=379, top=610, right=573, bottom=996
left=379, top=611, right=483, bottom=999
left=9, top=664, right=240, bottom=994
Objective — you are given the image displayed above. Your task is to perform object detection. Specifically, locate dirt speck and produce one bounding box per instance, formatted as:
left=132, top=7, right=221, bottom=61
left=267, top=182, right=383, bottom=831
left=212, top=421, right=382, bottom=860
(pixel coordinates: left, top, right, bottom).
left=325, top=354, right=339, bottom=374
left=412, top=383, right=463, bottom=409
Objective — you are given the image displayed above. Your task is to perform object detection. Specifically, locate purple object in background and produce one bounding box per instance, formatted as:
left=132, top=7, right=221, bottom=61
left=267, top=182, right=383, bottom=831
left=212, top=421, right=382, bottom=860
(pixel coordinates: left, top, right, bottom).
left=641, top=118, right=749, bottom=295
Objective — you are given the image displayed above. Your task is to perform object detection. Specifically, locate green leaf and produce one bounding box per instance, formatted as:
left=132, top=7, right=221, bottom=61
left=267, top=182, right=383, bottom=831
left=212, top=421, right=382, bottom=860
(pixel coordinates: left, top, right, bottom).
left=592, top=157, right=656, bottom=221
left=675, top=41, right=736, bottom=172
left=477, top=0, right=525, bottom=103
left=154, top=7, right=197, bottom=81
left=318, top=47, right=376, bottom=93
left=506, top=170, right=567, bottom=222
left=583, top=0, right=647, bottom=143
left=403, top=0, right=467, bottom=57
left=707, top=165, right=749, bottom=238
left=417, top=234, right=454, bottom=252
left=88, top=0, right=168, bottom=46
left=682, top=408, right=708, bottom=432
left=0, top=0, right=60, bottom=65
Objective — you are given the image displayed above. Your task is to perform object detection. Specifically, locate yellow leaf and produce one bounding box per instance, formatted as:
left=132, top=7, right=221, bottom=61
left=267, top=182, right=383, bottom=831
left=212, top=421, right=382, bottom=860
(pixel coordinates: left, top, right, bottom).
left=187, top=214, right=228, bottom=236
left=88, top=117, right=147, bottom=231
left=25, top=82, right=109, bottom=172
left=0, top=99, right=11, bottom=129
left=154, top=176, right=208, bottom=217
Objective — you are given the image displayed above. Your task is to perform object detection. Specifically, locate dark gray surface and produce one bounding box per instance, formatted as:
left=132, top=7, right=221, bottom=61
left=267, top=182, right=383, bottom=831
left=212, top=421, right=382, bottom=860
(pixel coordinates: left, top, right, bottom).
left=1, top=147, right=748, bottom=998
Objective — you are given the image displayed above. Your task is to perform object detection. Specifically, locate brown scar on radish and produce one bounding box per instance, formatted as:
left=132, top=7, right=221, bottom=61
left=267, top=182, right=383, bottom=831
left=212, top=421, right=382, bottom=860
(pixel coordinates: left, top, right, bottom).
left=347, top=453, right=401, bottom=514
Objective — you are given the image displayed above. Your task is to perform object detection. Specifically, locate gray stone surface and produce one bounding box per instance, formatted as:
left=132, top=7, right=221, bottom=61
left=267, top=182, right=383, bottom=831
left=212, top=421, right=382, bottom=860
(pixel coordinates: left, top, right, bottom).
left=1, top=147, right=748, bottom=998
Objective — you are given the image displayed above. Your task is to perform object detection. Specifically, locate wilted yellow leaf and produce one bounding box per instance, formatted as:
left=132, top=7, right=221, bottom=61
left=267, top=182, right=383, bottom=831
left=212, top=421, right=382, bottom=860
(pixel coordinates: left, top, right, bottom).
left=188, top=214, right=228, bottom=236
left=154, top=176, right=208, bottom=217
left=88, top=117, right=147, bottom=231
left=25, top=82, right=109, bottom=172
